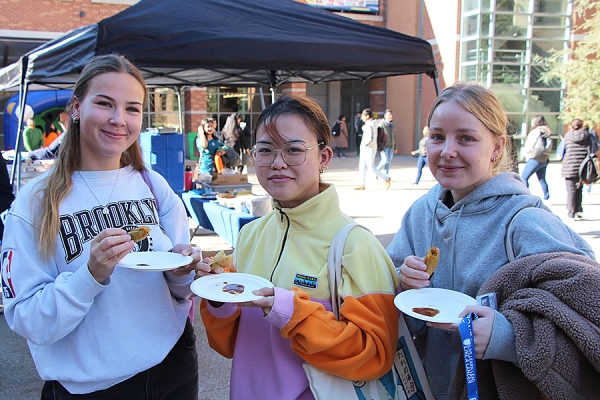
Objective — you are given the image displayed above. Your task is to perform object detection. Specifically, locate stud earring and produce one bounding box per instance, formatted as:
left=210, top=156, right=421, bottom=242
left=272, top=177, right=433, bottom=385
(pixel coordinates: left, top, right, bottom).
left=491, top=156, right=498, bottom=163
left=71, top=113, right=79, bottom=123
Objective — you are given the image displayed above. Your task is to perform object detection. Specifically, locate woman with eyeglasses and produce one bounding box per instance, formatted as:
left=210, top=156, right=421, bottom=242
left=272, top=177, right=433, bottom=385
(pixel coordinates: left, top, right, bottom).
left=196, top=117, right=222, bottom=174
left=198, top=95, right=400, bottom=400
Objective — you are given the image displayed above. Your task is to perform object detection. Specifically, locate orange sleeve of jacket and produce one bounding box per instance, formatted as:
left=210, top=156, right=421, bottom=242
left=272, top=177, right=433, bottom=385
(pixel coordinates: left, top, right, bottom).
left=199, top=299, right=241, bottom=358
left=281, top=288, right=399, bottom=381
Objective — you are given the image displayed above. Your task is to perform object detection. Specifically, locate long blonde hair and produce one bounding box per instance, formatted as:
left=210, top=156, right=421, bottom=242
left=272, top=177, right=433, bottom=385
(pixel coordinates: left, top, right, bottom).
left=426, top=83, right=512, bottom=174
left=36, top=54, right=148, bottom=261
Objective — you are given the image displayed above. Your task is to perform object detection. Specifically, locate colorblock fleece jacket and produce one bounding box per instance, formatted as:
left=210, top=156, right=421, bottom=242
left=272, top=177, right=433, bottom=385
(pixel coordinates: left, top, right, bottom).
left=386, top=172, right=594, bottom=400
left=2, top=167, right=194, bottom=394
left=201, top=183, right=400, bottom=400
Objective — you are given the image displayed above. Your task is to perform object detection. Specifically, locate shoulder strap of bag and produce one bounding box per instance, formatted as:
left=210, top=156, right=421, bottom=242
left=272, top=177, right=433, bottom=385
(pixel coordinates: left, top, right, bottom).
left=140, top=169, right=160, bottom=211
left=327, top=223, right=370, bottom=320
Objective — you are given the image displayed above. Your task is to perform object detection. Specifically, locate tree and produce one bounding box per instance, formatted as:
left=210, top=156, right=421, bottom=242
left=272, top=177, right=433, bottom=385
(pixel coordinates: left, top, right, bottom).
left=540, top=0, right=600, bottom=128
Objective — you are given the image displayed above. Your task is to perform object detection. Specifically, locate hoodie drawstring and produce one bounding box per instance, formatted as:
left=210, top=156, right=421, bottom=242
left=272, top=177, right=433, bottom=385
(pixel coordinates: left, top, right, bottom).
left=450, top=204, right=465, bottom=290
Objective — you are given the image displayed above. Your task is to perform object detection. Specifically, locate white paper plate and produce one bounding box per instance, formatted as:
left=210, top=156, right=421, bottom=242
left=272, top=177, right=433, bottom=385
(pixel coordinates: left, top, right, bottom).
left=117, top=252, right=193, bottom=272
left=191, top=273, right=274, bottom=303
left=394, top=288, right=477, bottom=324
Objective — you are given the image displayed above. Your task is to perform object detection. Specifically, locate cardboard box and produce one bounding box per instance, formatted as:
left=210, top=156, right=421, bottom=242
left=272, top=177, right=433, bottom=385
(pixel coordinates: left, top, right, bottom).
left=211, top=173, right=248, bottom=186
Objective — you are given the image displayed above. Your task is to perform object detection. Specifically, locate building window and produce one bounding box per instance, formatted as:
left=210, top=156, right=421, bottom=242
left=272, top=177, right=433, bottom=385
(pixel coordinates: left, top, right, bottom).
left=144, top=88, right=180, bottom=131
left=459, top=0, right=572, bottom=159
left=205, top=85, right=278, bottom=139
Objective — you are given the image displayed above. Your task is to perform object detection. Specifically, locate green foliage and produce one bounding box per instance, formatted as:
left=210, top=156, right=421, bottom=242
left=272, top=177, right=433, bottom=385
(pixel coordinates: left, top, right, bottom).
left=539, top=0, right=600, bottom=128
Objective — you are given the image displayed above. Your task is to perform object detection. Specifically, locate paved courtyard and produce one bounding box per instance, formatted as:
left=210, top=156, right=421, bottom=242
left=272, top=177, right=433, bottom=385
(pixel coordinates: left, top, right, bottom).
left=1, top=155, right=598, bottom=399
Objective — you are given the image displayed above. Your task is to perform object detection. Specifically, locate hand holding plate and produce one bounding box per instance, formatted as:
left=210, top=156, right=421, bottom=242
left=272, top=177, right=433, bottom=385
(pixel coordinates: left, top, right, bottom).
left=238, top=286, right=275, bottom=316
left=168, top=244, right=200, bottom=277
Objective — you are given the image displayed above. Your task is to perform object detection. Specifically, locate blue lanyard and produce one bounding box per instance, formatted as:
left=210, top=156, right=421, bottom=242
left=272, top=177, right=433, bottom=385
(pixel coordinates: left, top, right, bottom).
left=458, top=313, right=479, bottom=400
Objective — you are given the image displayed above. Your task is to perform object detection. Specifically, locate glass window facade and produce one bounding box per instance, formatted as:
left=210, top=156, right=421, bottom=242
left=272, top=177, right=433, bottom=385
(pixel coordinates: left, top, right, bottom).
left=144, top=88, right=180, bottom=131
left=459, top=0, right=572, bottom=160
left=205, top=85, right=278, bottom=139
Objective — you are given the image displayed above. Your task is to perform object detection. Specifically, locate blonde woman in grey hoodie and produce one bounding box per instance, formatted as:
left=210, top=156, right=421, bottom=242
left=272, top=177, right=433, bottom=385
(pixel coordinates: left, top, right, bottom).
left=387, top=84, right=593, bottom=400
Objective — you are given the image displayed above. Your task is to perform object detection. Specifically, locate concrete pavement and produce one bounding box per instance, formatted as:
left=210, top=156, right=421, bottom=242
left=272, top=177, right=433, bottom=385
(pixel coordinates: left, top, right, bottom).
left=1, top=154, right=598, bottom=399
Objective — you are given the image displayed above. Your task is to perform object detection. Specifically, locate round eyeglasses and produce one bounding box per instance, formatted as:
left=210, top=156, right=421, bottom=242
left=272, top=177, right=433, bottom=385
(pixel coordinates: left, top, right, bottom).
left=252, top=142, right=324, bottom=167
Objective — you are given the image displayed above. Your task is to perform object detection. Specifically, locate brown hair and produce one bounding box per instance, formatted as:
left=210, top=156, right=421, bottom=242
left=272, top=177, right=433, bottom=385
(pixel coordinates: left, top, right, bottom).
left=426, top=82, right=512, bottom=174
left=571, top=118, right=583, bottom=130
left=531, top=115, right=547, bottom=130
left=254, top=95, right=330, bottom=148
left=36, top=54, right=147, bottom=261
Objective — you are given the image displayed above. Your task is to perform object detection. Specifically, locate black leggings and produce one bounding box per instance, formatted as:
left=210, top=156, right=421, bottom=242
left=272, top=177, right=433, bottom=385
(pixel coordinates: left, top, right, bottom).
left=41, top=319, right=198, bottom=400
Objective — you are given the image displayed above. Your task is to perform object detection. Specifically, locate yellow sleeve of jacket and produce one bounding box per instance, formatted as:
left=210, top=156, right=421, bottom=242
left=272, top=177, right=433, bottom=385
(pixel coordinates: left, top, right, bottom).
left=199, top=300, right=241, bottom=359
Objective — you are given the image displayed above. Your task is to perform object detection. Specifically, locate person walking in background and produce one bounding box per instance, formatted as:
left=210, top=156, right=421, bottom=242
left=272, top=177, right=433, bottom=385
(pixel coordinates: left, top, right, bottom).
left=560, top=118, right=594, bottom=220
left=43, top=123, right=60, bottom=148
left=521, top=115, right=553, bottom=201
left=238, top=115, right=253, bottom=172
left=196, top=117, right=222, bottom=174
left=330, top=114, right=348, bottom=158
left=199, top=95, right=400, bottom=400
left=354, top=108, right=391, bottom=190
left=23, top=118, right=43, bottom=151
left=388, top=83, right=595, bottom=399
left=221, top=112, right=244, bottom=171
left=355, top=111, right=364, bottom=156
left=376, top=109, right=397, bottom=175
left=1, top=54, right=201, bottom=399
left=411, top=125, right=429, bottom=185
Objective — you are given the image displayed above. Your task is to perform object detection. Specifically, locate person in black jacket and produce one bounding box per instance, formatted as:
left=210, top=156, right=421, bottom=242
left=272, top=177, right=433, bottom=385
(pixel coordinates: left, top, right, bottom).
left=0, top=154, right=15, bottom=313
left=560, top=118, right=594, bottom=220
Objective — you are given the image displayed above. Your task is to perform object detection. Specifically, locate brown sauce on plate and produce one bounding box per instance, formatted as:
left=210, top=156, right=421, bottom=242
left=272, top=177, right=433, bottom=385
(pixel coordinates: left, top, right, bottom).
left=412, top=307, right=440, bottom=317
left=222, top=284, right=245, bottom=294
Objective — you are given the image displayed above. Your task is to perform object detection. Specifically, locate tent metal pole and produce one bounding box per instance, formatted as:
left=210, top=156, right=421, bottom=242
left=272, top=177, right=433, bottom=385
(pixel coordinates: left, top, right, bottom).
left=415, top=0, right=425, bottom=151
left=259, top=87, right=266, bottom=110
left=11, top=56, right=30, bottom=193
left=176, top=87, right=183, bottom=133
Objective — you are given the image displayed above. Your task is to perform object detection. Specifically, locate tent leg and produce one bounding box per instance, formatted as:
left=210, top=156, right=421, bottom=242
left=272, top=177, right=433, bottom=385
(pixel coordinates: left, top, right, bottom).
left=259, top=87, right=266, bottom=110
left=12, top=74, right=30, bottom=193
left=176, top=87, right=183, bottom=133
left=433, top=75, right=440, bottom=96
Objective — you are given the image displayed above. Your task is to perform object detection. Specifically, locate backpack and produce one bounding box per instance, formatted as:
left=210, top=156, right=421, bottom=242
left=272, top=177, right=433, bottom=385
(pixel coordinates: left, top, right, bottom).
left=331, top=121, right=341, bottom=137
left=530, top=130, right=552, bottom=162
left=376, top=126, right=387, bottom=152
left=579, top=153, right=600, bottom=185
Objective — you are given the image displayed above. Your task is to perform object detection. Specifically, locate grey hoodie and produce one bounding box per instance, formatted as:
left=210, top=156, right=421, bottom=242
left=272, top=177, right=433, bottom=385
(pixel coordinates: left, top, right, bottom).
left=387, top=172, right=594, bottom=400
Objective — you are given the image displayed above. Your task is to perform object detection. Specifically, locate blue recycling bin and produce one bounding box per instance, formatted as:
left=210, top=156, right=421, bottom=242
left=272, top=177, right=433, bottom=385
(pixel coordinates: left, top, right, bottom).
left=139, top=130, right=185, bottom=192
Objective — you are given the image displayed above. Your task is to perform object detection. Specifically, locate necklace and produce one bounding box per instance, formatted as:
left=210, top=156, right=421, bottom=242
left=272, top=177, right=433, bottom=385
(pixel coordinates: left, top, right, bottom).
left=77, top=169, right=120, bottom=215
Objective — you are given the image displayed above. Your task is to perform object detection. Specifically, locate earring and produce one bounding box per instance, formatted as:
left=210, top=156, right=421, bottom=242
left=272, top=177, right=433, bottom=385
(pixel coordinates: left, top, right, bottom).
left=319, top=167, right=324, bottom=174
left=491, top=156, right=498, bottom=163
left=71, top=113, right=79, bottom=123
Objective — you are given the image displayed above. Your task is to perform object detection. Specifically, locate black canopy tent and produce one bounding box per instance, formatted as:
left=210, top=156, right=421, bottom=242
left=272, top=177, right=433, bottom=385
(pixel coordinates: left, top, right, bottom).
left=0, top=0, right=437, bottom=188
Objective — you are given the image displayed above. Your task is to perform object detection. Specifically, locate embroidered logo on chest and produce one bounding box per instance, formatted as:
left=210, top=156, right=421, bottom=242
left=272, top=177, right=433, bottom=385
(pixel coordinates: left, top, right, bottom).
left=293, top=273, right=318, bottom=289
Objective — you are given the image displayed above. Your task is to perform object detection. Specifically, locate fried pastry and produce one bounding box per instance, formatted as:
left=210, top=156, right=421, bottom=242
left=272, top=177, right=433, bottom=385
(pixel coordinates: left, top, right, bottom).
left=424, top=247, right=439, bottom=276
left=127, top=226, right=151, bottom=242
left=208, top=250, right=235, bottom=272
